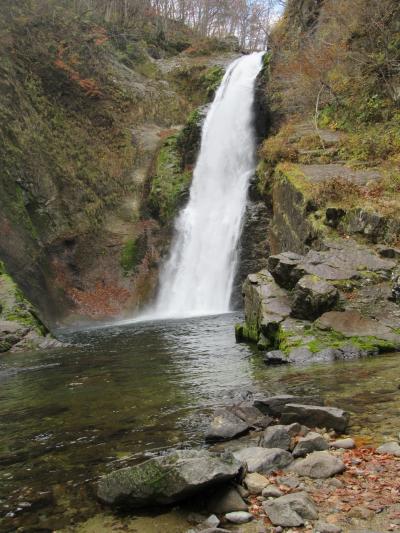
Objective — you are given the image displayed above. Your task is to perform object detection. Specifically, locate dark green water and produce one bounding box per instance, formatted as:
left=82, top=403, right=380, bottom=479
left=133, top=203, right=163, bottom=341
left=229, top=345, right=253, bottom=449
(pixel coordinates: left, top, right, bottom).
left=0, top=313, right=399, bottom=532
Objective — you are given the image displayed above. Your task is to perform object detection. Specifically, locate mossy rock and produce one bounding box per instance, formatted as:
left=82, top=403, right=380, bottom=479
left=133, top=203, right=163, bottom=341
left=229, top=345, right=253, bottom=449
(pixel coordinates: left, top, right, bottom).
left=148, top=134, right=192, bottom=223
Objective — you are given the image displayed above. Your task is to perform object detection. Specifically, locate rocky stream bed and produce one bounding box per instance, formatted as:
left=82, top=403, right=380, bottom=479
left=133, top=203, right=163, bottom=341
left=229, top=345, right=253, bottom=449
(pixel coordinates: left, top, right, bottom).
left=94, top=390, right=400, bottom=533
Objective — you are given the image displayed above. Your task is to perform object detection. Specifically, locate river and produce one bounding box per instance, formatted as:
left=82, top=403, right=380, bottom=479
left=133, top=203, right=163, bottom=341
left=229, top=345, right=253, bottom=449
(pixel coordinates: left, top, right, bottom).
left=0, top=313, right=399, bottom=531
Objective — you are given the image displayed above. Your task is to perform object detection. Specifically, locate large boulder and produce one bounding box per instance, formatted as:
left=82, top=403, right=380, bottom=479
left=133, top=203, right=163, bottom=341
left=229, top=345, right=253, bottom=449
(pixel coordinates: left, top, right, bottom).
left=263, top=492, right=318, bottom=527
left=205, top=409, right=250, bottom=442
left=233, top=447, right=293, bottom=474
left=292, top=275, right=339, bottom=320
left=281, top=404, right=349, bottom=432
left=97, top=449, right=243, bottom=507
left=289, top=451, right=345, bottom=479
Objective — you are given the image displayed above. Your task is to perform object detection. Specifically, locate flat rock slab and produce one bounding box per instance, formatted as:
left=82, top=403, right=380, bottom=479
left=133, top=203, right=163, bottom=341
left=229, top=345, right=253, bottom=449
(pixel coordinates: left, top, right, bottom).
left=263, top=491, right=318, bottom=527
left=233, top=447, right=293, bottom=474
left=317, top=310, right=400, bottom=345
left=205, top=409, right=250, bottom=442
left=97, top=449, right=242, bottom=507
left=289, top=451, right=345, bottom=479
left=281, top=404, right=349, bottom=432
left=254, top=395, right=322, bottom=417
left=298, top=164, right=381, bottom=186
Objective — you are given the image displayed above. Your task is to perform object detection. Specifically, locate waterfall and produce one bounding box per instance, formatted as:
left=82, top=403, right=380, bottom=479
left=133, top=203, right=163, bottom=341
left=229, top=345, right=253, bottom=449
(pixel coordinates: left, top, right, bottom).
left=151, top=52, right=264, bottom=319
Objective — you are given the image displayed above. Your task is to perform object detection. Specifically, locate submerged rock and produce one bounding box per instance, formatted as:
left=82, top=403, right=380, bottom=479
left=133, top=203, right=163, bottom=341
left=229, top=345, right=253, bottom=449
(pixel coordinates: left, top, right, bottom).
left=281, top=404, right=350, bottom=432
left=263, top=492, right=318, bottom=527
left=263, top=350, right=291, bottom=365
left=228, top=404, right=272, bottom=429
left=97, top=449, right=243, bottom=507
left=289, top=451, right=345, bottom=479
left=205, top=409, right=250, bottom=442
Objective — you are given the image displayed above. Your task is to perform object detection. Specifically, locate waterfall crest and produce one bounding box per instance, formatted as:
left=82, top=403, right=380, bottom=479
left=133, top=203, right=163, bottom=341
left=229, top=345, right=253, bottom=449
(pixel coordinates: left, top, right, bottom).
left=151, top=52, right=264, bottom=319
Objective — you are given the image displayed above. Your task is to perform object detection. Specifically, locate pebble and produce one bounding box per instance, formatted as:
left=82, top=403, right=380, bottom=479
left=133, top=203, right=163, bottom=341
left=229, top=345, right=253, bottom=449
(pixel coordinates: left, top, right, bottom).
left=330, top=438, right=355, bottom=449
left=225, top=511, right=253, bottom=524
left=202, top=515, right=220, bottom=528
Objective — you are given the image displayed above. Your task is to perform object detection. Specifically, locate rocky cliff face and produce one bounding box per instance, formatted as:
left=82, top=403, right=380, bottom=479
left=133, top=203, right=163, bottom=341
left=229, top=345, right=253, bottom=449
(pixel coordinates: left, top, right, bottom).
left=0, top=2, right=235, bottom=332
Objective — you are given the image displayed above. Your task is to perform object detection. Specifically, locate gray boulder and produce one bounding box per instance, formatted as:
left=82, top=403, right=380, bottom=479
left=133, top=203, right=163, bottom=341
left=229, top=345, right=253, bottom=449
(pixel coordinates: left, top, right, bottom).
left=97, top=449, right=242, bottom=507
left=261, top=425, right=291, bottom=451
left=292, top=431, right=329, bottom=458
left=263, top=492, right=318, bottom=527
left=289, top=451, right=345, bottom=479
left=281, top=404, right=349, bottom=432
left=263, top=350, right=291, bottom=365
left=254, top=395, right=322, bottom=417
left=229, top=404, right=272, bottom=429
left=376, top=441, right=400, bottom=457
left=205, top=409, right=250, bottom=442
left=233, top=447, right=293, bottom=474
left=292, top=275, right=339, bottom=321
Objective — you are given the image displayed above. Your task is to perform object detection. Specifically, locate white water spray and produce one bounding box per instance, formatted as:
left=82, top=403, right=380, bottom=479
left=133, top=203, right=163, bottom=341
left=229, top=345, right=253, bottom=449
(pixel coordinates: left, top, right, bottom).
left=151, top=52, right=263, bottom=319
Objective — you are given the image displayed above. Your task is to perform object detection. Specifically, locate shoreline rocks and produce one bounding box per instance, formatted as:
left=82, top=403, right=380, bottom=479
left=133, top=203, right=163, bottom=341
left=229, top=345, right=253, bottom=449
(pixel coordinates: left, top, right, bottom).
left=97, top=449, right=243, bottom=507
left=96, top=391, right=400, bottom=532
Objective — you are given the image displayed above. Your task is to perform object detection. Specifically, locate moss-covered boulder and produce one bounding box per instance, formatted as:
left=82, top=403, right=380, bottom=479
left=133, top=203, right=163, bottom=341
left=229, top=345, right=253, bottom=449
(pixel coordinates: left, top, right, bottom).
left=97, top=449, right=243, bottom=508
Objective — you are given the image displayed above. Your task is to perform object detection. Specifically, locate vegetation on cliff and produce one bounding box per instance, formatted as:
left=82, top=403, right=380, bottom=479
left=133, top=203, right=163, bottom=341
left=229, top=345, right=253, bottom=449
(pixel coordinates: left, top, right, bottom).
left=258, top=0, right=400, bottom=230
left=0, top=0, right=237, bottom=329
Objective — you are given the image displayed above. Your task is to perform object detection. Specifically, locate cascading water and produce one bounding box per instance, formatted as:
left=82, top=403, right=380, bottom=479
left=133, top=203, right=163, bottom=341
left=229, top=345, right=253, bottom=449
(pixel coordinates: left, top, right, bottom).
left=152, top=52, right=264, bottom=319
